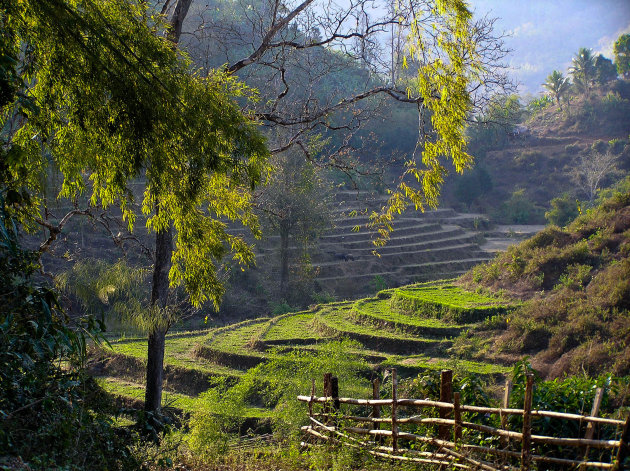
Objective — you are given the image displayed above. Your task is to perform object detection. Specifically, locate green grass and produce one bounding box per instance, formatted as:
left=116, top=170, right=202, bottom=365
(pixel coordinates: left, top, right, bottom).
left=99, top=278, right=518, bottom=426
left=352, top=298, right=470, bottom=336
left=97, top=376, right=269, bottom=417
left=208, top=319, right=271, bottom=351
left=391, top=280, right=516, bottom=323
left=384, top=355, right=510, bottom=376
left=318, top=305, right=445, bottom=344
left=263, top=312, right=321, bottom=341
left=108, top=335, right=244, bottom=378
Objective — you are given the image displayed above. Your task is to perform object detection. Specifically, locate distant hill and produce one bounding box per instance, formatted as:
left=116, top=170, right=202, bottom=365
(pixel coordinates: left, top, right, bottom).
left=442, top=80, right=630, bottom=224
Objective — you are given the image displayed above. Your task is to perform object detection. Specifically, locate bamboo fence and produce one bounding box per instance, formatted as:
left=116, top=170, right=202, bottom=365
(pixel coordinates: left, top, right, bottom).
left=298, top=370, right=630, bottom=470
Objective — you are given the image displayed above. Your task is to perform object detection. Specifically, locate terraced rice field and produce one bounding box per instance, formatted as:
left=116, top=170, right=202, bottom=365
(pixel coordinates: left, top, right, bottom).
left=95, top=280, right=515, bottom=421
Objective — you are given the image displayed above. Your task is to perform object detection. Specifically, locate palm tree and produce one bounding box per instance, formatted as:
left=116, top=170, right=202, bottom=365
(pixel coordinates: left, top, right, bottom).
left=570, top=47, right=596, bottom=95
left=542, top=70, right=571, bottom=110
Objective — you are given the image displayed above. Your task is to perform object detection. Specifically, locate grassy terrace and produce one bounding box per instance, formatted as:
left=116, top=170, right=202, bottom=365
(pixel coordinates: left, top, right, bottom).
left=263, top=312, right=322, bottom=342
left=99, top=279, right=515, bottom=415
left=351, top=298, right=469, bottom=337
left=96, top=377, right=270, bottom=418
left=390, top=280, right=517, bottom=323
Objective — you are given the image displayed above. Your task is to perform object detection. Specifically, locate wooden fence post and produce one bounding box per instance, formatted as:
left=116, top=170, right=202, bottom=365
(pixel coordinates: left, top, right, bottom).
left=521, top=374, right=534, bottom=471
left=500, top=379, right=513, bottom=449
left=391, top=368, right=398, bottom=452
left=309, top=378, right=315, bottom=418
left=453, top=391, right=462, bottom=442
left=323, top=373, right=332, bottom=421
left=614, top=415, right=630, bottom=471
left=331, top=376, right=340, bottom=412
left=372, top=378, right=381, bottom=442
left=583, top=387, right=603, bottom=460
left=439, top=369, right=453, bottom=440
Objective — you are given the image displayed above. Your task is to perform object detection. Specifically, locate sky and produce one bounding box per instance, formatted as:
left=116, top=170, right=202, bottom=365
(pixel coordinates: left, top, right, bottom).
left=469, top=0, right=630, bottom=95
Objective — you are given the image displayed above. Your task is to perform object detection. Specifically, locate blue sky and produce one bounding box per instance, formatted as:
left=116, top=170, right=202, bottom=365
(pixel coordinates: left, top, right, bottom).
left=470, top=0, right=630, bottom=95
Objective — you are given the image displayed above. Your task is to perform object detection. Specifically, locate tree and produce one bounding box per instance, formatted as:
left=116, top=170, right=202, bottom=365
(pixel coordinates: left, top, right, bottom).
left=2, top=0, right=269, bottom=415
left=594, top=54, right=618, bottom=84
left=165, top=0, right=511, bottom=239
left=542, top=70, right=571, bottom=110
left=570, top=47, right=596, bottom=95
left=258, top=151, right=331, bottom=297
left=573, top=149, right=620, bottom=204
left=613, top=33, right=630, bottom=78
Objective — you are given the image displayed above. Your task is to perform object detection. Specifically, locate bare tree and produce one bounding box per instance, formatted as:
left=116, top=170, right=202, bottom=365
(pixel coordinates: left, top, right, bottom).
left=573, top=150, right=620, bottom=204
left=161, top=0, right=512, bottom=165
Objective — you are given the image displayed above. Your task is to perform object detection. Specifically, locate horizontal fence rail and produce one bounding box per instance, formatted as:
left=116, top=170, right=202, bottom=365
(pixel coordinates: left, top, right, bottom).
left=298, top=370, right=630, bottom=471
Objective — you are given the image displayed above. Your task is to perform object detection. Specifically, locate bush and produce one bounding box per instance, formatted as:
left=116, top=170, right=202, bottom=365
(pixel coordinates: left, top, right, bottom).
left=0, top=202, right=138, bottom=470
left=495, top=189, right=545, bottom=224
left=545, top=193, right=579, bottom=226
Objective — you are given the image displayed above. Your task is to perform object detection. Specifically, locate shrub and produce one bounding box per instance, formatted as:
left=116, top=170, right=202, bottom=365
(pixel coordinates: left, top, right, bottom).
left=545, top=194, right=580, bottom=226
left=495, top=189, right=545, bottom=224
left=0, top=203, right=138, bottom=470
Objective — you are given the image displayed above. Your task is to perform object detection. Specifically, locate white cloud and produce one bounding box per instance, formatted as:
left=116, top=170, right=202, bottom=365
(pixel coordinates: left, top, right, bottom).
left=510, top=62, right=543, bottom=75
left=508, top=22, right=537, bottom=38
left=596, top=21, right=630, bottom=58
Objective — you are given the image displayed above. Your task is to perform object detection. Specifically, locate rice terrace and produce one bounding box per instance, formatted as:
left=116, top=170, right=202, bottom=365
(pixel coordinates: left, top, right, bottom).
left=2, top=0, right=630, bottom=470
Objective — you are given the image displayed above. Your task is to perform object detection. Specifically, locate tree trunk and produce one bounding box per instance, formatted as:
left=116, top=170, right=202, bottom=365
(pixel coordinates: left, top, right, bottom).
left=143, top=0, right=186, bottom=415
left=279, top=224, right=290, bottom=296
left=144, top=225, right=172, bottom=413
left=167, top=0, right=193, bottom=44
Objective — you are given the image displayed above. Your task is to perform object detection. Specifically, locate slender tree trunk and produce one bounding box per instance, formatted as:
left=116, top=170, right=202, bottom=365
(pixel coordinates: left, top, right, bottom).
left=144, top=224, right=172, bottom=413
left=143, top=0, right=187, bottom=415
left=279, top=224, right=290, bottom=296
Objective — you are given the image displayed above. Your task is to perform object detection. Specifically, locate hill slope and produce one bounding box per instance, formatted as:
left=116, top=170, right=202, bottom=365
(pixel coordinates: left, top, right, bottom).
left=459, top=185, right=630, bottom=378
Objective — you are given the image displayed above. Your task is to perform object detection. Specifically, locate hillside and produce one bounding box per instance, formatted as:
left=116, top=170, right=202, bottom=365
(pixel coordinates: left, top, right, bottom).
left=95, top=187, right=630, bottom=417
left=459, top=185, right=630, bottom=378
left=94, top=279, right=517, bottom=419
left=442, top=81, right=630, bottom=222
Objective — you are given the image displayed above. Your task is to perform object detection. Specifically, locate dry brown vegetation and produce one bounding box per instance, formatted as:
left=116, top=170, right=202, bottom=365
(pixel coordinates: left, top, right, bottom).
left=460, top=188, right=630, bottom=378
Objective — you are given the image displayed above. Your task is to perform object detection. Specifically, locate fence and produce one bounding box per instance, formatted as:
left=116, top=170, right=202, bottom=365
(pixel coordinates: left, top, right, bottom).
left=298, top=370, right=630, bottom=470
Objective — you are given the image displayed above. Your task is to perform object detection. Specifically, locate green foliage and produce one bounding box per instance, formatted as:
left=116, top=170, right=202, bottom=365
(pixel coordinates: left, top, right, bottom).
left=545, top=193, right=579, bottom=227
left=369, top=1, right=489, bottom=245
left=527, top=95, right=553, bottom=114
left=509, top=360, right=627, bottom=463
left=495, top=189, right=544, bottom=224
left=570, top=47, right=596, bottom=93
left=542, top=70, right=571, bottom=108
left=188, top=340, right=368, bottom=460
left=2, top=0, right=270, bottom=308
left=466, top=94, right=524, bottom=158
left=270, top=300, right=294, bottom=316
left=453, top=166, right=493, bottom=208
left=614, top=33, right=630, bottom=78
left=0, top=202, right=137, bottom=469
left=594, top=54, right=618, bottom=84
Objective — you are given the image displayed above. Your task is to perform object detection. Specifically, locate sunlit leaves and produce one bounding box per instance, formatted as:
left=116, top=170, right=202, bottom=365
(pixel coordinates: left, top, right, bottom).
left=3, top=0, right=270, bottom=307
left=370, top=0, right=479, bottom=247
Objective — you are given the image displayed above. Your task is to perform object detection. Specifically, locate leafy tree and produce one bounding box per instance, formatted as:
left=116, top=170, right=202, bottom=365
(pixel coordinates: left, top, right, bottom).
left=570, top=47, right=596, bottom=95
left=594, top=54, right=618, bottom=84
left=5, top=0, right=509, bottom=415
left=466, top=94, right=524, bottom=156
left=2, top=0, right=269, bottom=414
left=542, top=70, right=571, bottom=110
left=613, top=33, right=630, bottom=78
left=258, top=151, right=332, bottom=296
left=453, top=166, right=493, bottom=209
left=545, top=193, right=579, bottom=227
